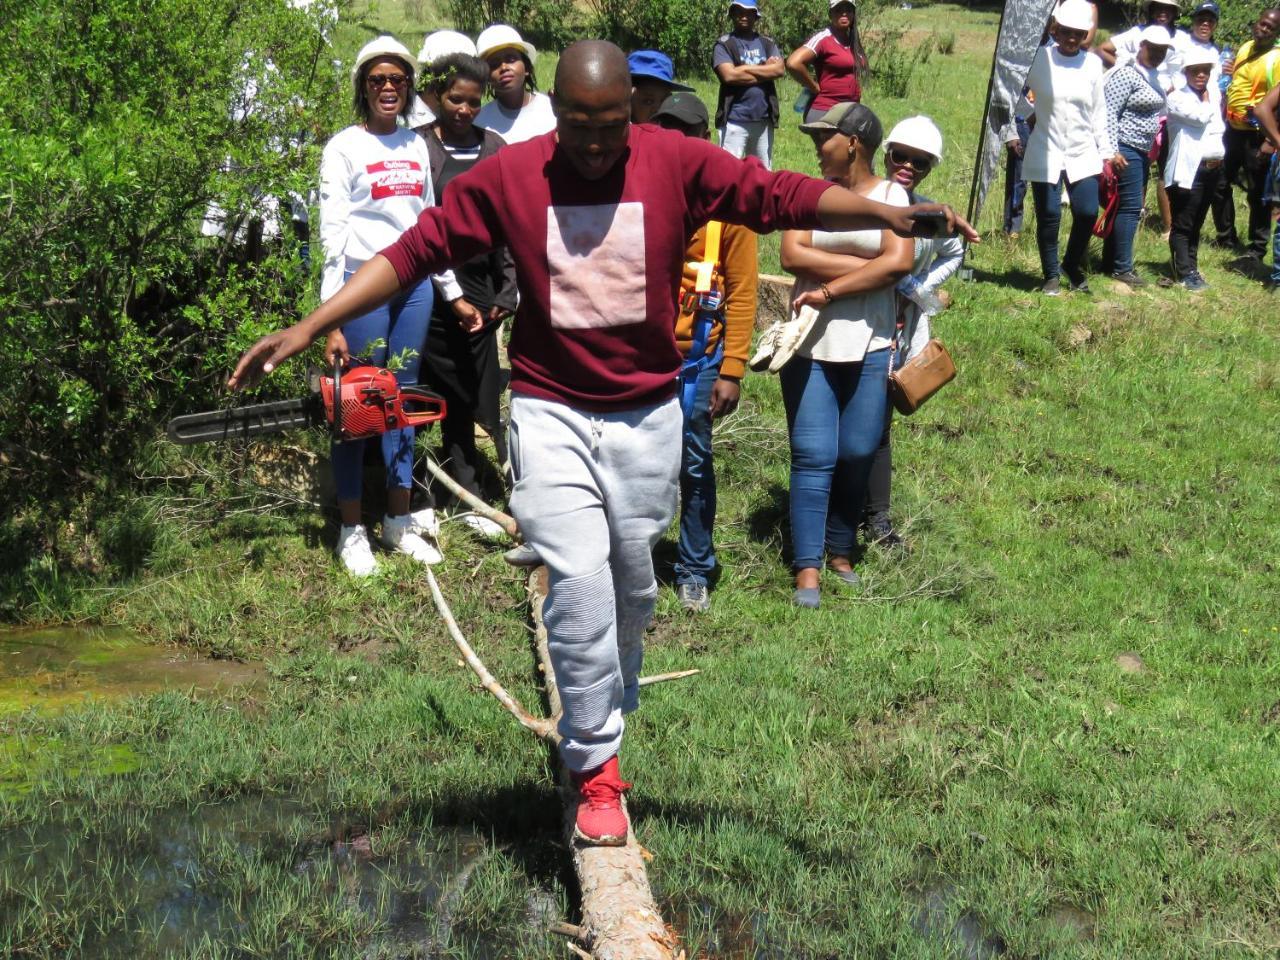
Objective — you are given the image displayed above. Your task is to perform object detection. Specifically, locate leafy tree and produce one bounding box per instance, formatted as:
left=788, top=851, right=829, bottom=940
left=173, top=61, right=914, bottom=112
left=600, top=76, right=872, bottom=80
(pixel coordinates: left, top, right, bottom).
left=0, top=0, right=346, bottom=566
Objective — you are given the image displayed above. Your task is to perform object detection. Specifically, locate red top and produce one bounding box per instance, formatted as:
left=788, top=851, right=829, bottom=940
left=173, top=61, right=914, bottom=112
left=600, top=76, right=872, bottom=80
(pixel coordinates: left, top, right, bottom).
left=381, top=124, right=830, bottom=411
left=805, top=29, right=862, bottom=111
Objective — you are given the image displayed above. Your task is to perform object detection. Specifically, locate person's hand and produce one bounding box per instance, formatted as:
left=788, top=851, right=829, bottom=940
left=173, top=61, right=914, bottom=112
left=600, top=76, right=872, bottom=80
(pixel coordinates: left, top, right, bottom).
left=1007, top=139, right=1024, bottom=157
left=324, top=329, right=349, bottom=368
left=936, top=289, right=953, bottom=310
left=1222, top=57, right=1235, bottom=76
left=450, top=297, right=484, bottom=334
left=708, top=377, right=741, bottom=419
left=486, top=305, right=511, bottom=325
left=1111, top=152, right=1128, bottom=171
left=227, top=324, right=315, bottom=391
left=1263, top=140, right=1277, bottom=157
left=896, top=203, right=981, bottom=243
left=792, top=287, right=830, bottom=311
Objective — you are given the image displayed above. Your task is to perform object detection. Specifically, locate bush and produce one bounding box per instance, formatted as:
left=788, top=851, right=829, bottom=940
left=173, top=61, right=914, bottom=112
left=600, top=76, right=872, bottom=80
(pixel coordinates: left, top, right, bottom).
left=0, top=0, right=347, bottom=570
left=588, top=0, right=882, bottom=77
left=444, top=0, right=586, bottom=51
left=863, top=22, right=933, bottom=99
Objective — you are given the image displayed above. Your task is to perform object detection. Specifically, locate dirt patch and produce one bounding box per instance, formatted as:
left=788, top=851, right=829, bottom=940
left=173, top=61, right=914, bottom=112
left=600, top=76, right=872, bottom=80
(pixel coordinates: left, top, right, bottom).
left=1115, top=652, right=1146, bottom=675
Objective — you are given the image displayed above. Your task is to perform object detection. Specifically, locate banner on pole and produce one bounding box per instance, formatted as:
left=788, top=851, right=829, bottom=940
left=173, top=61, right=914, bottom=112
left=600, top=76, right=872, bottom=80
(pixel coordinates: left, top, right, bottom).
left=967, top=0, right=1059, bottom=224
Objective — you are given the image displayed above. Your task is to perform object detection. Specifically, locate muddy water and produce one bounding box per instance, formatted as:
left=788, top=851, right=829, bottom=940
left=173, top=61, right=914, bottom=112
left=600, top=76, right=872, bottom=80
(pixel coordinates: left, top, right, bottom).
left=0, top=626, right=263, bottom=714
left=0, top=794, right=556, bottom=958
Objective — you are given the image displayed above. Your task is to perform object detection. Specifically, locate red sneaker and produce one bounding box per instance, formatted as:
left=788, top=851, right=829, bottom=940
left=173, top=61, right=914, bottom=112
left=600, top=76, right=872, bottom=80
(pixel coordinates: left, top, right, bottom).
left=570, top=755, right=632, bottom=846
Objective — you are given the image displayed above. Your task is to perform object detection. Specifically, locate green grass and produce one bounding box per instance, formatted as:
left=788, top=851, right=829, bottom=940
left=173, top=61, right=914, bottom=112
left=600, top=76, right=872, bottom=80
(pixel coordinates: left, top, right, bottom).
left=4, top=4, right=1280, bottom=957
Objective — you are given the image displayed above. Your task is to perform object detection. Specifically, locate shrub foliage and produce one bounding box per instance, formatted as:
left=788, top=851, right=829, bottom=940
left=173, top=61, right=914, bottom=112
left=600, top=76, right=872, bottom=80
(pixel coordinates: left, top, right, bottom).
left=0, top=0, right=345, bottom=555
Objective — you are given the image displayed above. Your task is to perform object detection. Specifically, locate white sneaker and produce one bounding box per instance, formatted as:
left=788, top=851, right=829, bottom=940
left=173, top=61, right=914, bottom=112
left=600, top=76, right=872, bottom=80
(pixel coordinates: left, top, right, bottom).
left=380, top=514, right=442, bottom=565
left=461, top=513, right=507, bottom=541
left=336, top=524, right=379, bottom=577
left=407, top=507, right=440, bottom=538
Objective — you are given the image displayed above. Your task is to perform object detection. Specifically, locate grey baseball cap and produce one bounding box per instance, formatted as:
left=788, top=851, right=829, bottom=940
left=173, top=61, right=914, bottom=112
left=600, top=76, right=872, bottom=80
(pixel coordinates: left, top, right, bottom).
left=798, top=102, right=883, bottom=150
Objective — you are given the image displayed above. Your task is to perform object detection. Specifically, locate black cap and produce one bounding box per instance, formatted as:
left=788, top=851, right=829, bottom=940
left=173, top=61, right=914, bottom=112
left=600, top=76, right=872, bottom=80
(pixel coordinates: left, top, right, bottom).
left=798, top=102, right=883, bottom=150
left=651, top=92, right=710, bottom=129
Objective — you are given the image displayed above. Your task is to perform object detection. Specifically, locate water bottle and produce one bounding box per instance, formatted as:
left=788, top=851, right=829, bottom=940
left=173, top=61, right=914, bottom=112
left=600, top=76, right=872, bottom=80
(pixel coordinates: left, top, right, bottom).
left=1218, top=46, right=1232, bottom=95
left=897, top=275, right=944, bottom=314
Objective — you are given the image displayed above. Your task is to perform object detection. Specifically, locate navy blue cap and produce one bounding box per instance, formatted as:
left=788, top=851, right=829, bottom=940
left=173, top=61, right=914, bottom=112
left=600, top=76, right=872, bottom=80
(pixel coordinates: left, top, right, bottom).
left=1191, top=0, right=1219, bottom=18
left=628, top=50, right=695, bottom=91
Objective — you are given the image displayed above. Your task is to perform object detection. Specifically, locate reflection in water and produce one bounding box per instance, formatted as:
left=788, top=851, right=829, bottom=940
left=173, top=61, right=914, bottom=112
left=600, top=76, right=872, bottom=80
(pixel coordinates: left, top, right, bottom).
left=912, top=881, right=1007, bottom=959
left=0, top=794, right=546, bottom=958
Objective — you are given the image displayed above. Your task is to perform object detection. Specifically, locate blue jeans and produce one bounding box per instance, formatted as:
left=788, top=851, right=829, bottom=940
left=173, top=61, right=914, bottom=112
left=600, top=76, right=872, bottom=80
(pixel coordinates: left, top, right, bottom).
left=330, top=273, right=433, bottom=502
left=674, top=360, right=720, bottom=587
left=780, top=349, right=890, bottom=570
left=1103, top=143, right=1151, bottom=275
left=1031, top=173, right=1099, bottom=281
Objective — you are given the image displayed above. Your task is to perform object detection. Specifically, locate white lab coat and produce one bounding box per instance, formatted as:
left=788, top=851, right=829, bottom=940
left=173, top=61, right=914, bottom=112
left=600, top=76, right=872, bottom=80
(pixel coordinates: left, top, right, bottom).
left=1164, top=85, right=1226, bottom=189
left=1023, top=43, right=1110, bottom=183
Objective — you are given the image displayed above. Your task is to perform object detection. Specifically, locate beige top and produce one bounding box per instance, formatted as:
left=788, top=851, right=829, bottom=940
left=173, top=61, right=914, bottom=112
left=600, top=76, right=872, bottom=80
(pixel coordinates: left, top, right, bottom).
left=793, top=179, right=909, bottom=363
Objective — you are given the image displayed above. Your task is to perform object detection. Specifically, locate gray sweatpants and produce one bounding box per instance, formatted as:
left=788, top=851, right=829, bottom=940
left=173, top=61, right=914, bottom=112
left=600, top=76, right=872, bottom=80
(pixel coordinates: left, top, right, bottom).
left=509, top=394, right=682, bottom=772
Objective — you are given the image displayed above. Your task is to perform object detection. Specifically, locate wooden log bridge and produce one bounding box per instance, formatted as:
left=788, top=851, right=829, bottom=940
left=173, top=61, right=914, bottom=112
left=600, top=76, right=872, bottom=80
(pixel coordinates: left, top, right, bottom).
left=421, top=483, right=689, bottom=959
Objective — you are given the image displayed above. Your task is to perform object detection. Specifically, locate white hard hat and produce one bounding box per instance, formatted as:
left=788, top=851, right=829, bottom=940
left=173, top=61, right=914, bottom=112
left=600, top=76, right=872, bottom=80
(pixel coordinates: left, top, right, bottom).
left=1181, top=48, right=1218, bottom=69
left=1138, top=23, right=1175, bottom=46
left=419, top=30, right=476, bottom=67
left=351, top=35, right=417, bottom=84
left=1053, top=0, right=1094, bottom=32
left=476, top=24, right=537, bottom=63
left=885, top=115, right=944, bottom=163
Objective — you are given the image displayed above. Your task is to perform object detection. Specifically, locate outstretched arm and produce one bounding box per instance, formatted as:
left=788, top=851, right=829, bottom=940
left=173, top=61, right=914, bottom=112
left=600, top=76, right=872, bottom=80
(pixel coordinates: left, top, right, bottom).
left=816, top=184, right=979, bottom=242
left=228, top=256, right=402, bottom=390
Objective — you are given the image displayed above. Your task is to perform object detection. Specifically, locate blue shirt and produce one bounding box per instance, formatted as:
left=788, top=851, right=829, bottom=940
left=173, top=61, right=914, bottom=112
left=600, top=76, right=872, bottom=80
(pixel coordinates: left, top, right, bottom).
left=713, top=32, right=779, bottom=124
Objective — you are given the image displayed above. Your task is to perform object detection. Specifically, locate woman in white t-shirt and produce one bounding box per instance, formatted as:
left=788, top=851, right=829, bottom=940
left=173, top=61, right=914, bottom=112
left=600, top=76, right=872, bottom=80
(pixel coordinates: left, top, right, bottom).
left=779, top=103, right=913, bottom=609
left=474, top=25, right=556, bottom=143
left=318, top=36, right=477, bottom=576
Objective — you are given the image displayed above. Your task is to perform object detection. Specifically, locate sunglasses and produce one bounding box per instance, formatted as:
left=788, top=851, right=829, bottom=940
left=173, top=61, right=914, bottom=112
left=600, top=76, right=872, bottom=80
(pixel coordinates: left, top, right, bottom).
left=887, top=147, right=933, bottom=172
left=367, top=73, right=409, bottom=90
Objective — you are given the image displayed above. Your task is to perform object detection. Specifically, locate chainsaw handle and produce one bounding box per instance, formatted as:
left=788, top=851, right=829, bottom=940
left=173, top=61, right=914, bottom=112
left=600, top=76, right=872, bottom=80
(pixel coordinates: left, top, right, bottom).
left=398, top=386, right=448, bottom=427
left=332, top=358, right=343, bottom=440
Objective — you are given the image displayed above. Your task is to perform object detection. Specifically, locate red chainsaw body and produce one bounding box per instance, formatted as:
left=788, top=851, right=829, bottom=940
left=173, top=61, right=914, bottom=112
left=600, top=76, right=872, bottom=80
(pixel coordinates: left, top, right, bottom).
left=319, top=365, right=446, bottom=442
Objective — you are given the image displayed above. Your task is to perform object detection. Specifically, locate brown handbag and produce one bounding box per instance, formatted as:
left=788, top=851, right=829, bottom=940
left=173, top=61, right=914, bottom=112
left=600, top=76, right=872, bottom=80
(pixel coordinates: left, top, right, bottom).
left=887, top=337, right=956, bottom=416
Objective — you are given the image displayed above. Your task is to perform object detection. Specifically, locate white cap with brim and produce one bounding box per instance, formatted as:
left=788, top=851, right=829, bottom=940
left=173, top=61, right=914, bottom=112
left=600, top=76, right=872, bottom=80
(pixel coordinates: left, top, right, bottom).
left=1181, top=48, right=1219, bottom=70
left=885, top=115, right=944, bottom=163
left=352, top=36, right=417, bottom=84
left=476, top=24, right=537, bottom=63
left=1138, top=24, right=1175, bottom=47
left=419, top=30, right=476, bottom=67
left=1053, top=0, right=1095, bottom=32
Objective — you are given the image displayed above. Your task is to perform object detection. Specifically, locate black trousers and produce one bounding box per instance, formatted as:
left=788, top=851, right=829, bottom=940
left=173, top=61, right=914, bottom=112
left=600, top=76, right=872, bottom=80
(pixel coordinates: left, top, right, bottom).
left=1211, top=127, right=1271, bottom=254
left=1168, top=162, right=1224, bottom=279
left=416, top=321, right=507, bottom=505
left=864, top=403, right=894, bottom=520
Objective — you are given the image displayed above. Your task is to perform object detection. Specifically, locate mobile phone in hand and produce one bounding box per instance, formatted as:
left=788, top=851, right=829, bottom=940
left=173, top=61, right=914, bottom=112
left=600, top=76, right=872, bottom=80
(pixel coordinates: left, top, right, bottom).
left=910, top=209, right=950, bottom=238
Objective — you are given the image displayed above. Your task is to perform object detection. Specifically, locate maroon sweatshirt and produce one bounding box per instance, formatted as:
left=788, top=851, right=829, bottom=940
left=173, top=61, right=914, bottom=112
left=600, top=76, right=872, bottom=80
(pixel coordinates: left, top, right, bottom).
left=381, top=123, right=830, bottom=411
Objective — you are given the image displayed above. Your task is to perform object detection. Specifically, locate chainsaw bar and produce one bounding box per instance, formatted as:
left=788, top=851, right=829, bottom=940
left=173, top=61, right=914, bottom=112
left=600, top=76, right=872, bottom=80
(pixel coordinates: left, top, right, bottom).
left=165, top=397, right=323, bottom=446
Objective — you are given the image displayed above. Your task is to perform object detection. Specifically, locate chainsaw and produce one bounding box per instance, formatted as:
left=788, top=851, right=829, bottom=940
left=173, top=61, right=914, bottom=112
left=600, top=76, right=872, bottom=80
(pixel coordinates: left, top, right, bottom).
left=166, top=362, right=447, bottom=446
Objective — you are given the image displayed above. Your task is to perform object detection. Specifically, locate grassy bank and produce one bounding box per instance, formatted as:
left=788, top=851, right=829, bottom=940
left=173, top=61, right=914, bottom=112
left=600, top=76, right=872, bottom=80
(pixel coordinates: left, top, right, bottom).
left=5, top=4, right=1280, bottom=957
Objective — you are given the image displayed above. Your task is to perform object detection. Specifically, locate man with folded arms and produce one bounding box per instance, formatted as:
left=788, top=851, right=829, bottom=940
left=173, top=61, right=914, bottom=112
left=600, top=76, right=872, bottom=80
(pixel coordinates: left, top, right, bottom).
left=229, top=40, right=974, bottom=847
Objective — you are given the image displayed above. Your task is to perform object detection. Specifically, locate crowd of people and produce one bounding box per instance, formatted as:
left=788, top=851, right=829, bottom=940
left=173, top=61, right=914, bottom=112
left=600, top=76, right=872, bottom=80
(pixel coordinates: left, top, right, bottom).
left=222, top=0, right=1276, bottom=849
left=1007, top=0, right=1280, bottom=294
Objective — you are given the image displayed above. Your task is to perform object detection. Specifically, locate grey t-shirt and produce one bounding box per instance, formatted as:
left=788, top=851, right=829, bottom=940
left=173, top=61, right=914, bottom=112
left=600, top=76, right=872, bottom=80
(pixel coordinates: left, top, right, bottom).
left=713, top=33, right=779, bottom=124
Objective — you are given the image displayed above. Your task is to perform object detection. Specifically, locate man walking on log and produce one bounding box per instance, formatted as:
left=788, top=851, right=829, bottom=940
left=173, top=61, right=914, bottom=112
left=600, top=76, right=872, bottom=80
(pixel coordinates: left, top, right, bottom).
left=229, top=40, right=975, bottom=846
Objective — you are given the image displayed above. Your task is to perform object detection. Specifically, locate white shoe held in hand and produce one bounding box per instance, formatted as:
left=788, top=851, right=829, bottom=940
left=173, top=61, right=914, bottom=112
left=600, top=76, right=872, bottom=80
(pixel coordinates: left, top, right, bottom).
left=336, top=524, right=379, bottom=577
left=461, top=513, right=507, bottom=541
left=407, top=507, right=440, bottom=538
left=381, top=514, right=443, bottom=565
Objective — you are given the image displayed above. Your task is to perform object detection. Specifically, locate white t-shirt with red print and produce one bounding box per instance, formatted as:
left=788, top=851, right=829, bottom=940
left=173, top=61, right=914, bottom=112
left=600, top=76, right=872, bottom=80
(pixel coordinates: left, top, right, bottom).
left=319, top=124, right=461, bottom=302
